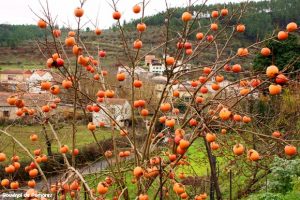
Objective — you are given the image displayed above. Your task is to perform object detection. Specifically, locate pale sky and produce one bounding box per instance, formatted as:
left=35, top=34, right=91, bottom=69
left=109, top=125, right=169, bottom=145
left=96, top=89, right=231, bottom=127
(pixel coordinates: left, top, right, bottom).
left=0, top=0, right=252, bottom=29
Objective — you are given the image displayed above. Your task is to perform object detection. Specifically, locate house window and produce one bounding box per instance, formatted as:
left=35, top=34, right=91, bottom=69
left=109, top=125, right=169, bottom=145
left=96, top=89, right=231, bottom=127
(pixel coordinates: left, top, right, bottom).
left=8, top=75, right=16, bottom=81
left=3, top=111, right=10, bottom=117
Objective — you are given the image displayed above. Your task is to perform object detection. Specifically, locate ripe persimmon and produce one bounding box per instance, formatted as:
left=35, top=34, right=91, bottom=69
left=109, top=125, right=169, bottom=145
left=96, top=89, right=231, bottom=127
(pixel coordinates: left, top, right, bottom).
left=37, top=19, right=47, bottom=28
left=5, top=165, right=16, bottom=173
left=137, top=23, right=147, bottom=32
left=237, top=48, right=249, bottom=57
left=203, top=67, right=212, bottom=74
left=117, top=73, right=126, bottom=81
left=28, top=180, right=36, bottom=188
left=215, top=75, right=224, bottom=82
left=286, top=22, right=298, bottom=32
left=266, top=65, right=279, bottom=78
left=232, top=64, right=242, bottom=73
left=53, top=29, right=61, bottom=38
left=133, top=80, right=143, bottom=88
left=87, top=122, right=96, bottom=131
left=133, top=4, right=141, bottom=14
left=173, top=183, right=185, bottom=195
left=233, top=144, right=244, bottom=155
left=210, top=142, right=220, bottom=150
left=182, top=12, right=192, bottom=22
left=65, top=37, right=76, bottom=47
left=277, top=31, right=288, bottom=40
left=113, top=11, right=121, bottom=20
left=139, top=194, right=149, bottom=200
left=272, top=131, right=281, bottom=138
left=179, top=139, right=190, bottom=149
left=133, top=39, right=143, bottom=49
left=160, top=103, right=171, bottom=112
left=284, top=145, right=297, bottom=156
left=210, top=23, right=218, bottom=31
left=42, top=105, right=50, bottom=113
left=247, top=149, right=260, bottom=161
left=29, top=168, right=38, bottom=177
left=269, top=84, right=282, bottom=95
left=0, top=153, right=6, bottom=162
left=62, top=80, right=72, bottom=89
left=275, top=74, right=288, bottom=84
left=60, top=145, right=69, bottom=154
left=140, top=109, right=149, bottom=117
left=211, top=11, right=219, bottom=18
left=105, top=90, right=115, bottom=98
left=165, top=118, right=175, bottom=128
left=1, top=179, right=9, bottom=187
left=221, top=8, right=228, bottom=16
left=236, top=24, right=245, bottom=32
left=173, top=90, right=180, bottom=97
left=219, top=108, right=231, bottom=120
left=166, top=57, right=175, bottom=65
left=206, top=133, right=216, bottom=143
left=10, top=181, right=19, bottom=189
left=196, top=32, right=204, bottom=40
left=242, top=116, right=251, bottom=123
left=68, top=31, right=76, bottom=37
left=261, top=47, right=271, bottom=57
left=196, top=96, right=204, bottom=103
left=134, top=166, right=144, bottom=178
left=95, top=28, right=102, bottom=35
left=30, top=134, right=38, bottom=142
left=74, top=7, right=84, bottom=17
left=97, top=182, right=108, bottom=194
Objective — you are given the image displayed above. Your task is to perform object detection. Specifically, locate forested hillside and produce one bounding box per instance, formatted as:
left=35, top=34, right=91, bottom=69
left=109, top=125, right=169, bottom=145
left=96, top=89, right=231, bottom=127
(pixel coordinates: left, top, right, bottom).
left=0, top=0, right=299, bottom=69
left=1, top=0, right=299, bottom=48
left=126, top=0, right=300, bottom=40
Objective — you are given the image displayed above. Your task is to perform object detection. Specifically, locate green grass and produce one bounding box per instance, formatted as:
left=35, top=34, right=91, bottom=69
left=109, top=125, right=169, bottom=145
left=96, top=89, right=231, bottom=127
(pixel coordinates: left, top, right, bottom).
left=0, top=65, right=43, bottom=70
left=0, top=124, right=112, bottom=161
left=80, top=138, right=212, bottom=199
left=177, top=138, right=210, bottom=177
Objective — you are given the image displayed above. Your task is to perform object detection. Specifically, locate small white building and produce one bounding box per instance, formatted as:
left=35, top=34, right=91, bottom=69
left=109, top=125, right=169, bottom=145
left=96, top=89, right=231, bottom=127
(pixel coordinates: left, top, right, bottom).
left=93, top=98, right=132, bottom=129
left=174, top=60, right=192, bottom=74
left=149, top=59, right=166, bottom=75
left=149, top=59, right=191, bottom=75
left=28, top=70, right=57, bottom=93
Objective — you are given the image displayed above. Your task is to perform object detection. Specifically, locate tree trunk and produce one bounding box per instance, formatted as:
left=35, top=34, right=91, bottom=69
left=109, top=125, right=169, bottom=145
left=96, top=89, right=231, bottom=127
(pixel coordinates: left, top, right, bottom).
left=204, top=138, right=222, bottom=200
left=42, top=125, right=52, bottom=156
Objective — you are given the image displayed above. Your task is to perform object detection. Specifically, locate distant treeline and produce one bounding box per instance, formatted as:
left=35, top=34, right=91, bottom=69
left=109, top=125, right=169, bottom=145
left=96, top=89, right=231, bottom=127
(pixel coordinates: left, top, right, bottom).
left=125, top=0, right=299, bottom=40
left=0, top=0, right=299, bottom=48
left=0, top=25, right=44, bottom=48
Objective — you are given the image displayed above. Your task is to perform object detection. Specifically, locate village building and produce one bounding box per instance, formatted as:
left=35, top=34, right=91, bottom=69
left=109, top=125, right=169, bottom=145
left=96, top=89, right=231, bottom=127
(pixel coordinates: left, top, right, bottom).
left=28, top=70, right=62, bottom=93
left=117, top=66, right=153, bottom=79
left=145, top=55, right=156, bottom=66
left=93, top=98, right=132, bottom=128
left=0, top=69, right=32, bottom=92
left=0, top=92, right=52, bottom=121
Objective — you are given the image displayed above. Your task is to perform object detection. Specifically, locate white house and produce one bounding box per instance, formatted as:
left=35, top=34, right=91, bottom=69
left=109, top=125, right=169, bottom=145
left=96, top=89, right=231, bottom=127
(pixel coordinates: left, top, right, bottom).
left=149, top=59, right=166, bottom=75
left=118, top=66, right=152, bottom=78
left=93, top=98, right=132, bottom=129
left=149, top=59, right=191, bottom=75
left=28, top=70, right=56, bottom=93
left=174, top=60, right=192, bottom=74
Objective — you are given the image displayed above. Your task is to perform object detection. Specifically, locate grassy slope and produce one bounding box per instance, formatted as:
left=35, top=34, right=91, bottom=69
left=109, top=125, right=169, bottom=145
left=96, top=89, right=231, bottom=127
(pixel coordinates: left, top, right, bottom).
left=82, top=138, right=215, bottom=199
left=0, top=124, right=112, bottom=161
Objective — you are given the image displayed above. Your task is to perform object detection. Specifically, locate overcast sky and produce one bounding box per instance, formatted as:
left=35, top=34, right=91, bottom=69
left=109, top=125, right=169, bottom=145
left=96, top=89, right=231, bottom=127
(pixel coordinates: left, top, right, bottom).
left=0, top=0, right=252, bottom=28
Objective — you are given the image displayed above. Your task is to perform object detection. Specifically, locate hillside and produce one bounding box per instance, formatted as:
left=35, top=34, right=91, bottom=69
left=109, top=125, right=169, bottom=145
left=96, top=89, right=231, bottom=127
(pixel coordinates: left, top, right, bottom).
left=0, top=0, right=299, bottom=70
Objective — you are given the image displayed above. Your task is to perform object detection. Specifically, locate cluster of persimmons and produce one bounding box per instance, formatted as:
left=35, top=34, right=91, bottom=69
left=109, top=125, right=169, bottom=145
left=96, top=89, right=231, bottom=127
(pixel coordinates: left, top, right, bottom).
left=0, top=1, right=299, bottom=199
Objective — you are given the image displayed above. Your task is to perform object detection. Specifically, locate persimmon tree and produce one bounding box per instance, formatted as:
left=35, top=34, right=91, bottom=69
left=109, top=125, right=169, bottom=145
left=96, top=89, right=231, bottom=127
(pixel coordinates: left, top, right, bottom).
left=0, top=0, right=299, bottom=200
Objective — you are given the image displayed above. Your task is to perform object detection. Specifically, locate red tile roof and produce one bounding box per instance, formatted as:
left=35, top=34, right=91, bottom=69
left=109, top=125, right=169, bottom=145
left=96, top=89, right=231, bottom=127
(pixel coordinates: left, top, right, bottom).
left=103, top=98, right=128, bottom=105
left=0, top=92, right=52, bottom=107
left=0, top=69, right=32, bottom=75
